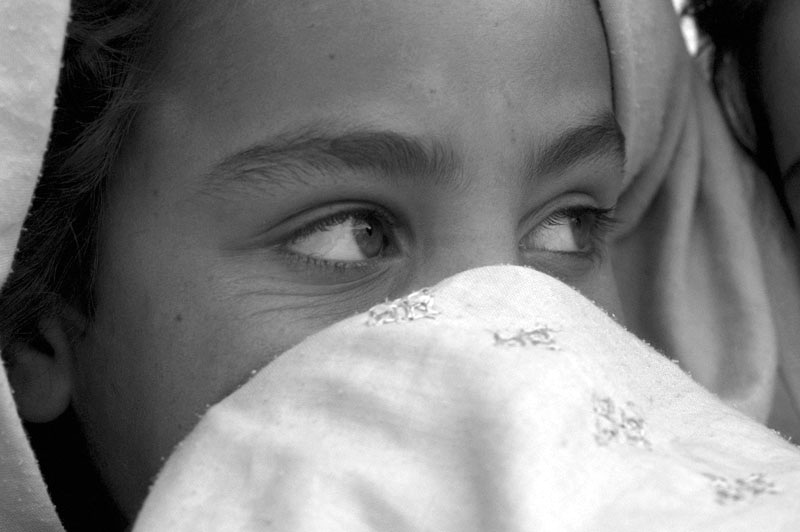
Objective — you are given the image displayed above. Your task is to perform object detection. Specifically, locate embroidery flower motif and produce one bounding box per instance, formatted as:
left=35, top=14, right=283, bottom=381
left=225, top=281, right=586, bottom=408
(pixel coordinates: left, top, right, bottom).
left=366, top=288, right=440, bottom=326
left=492, top=325, right=559, bottom=350
left=703, top=473, right=778, bottom=504
left=592, top=395, right=651, bottom=449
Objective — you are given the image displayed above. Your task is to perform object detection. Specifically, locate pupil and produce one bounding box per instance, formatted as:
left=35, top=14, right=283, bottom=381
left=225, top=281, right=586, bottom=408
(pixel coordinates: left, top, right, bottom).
left=353, top=216, right=385, bottom=258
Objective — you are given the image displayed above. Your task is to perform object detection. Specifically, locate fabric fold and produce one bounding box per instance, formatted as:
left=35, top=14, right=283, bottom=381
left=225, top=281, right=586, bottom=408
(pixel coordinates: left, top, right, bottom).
left=604, top=0, right=800, bottom=425
left=0, top=1, right=70, bottom=531
left=134, top=266, right=800, bottom=531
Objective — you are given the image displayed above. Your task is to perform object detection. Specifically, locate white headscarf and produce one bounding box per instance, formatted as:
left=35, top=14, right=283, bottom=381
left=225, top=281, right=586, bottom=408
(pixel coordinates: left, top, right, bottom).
left=135, top=266, right=800, bottom=531
left=0, top=1, right=69, bottom=531
left=603, top=0, right=800, bottom=424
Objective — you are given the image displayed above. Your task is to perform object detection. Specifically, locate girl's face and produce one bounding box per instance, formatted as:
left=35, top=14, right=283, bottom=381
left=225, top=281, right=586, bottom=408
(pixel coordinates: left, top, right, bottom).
left=760, top=0, right=800, bottom=218
left=70, top=0, right=622, bottom=517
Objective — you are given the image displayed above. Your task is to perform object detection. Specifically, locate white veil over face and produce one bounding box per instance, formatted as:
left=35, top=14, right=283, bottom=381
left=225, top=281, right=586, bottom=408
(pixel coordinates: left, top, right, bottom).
left=135, top=266, right=800, bottom=531
left=2, top=0, right=800, bottom=530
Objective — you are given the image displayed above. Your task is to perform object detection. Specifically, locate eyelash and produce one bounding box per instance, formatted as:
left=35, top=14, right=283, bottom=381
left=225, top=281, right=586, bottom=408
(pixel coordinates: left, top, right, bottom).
left=536, top=205, right=619, bottom=259
left=276, top=204, right=618, bottom=272
left=278, top=207, right=399, bottom=272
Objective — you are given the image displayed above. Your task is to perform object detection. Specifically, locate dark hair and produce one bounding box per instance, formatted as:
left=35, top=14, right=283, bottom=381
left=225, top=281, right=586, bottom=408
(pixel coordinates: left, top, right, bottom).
left=0, top=0, right=165, bottom=354
left=685, top=0, right=791, bottom=221
left=0, top=3, right=176, bottom=529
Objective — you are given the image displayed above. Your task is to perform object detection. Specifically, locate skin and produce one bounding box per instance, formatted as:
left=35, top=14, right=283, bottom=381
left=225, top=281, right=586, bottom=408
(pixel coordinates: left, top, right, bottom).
left=759, top=0, right=800, bottom=220
left=24, top=0, right=625, bottom=520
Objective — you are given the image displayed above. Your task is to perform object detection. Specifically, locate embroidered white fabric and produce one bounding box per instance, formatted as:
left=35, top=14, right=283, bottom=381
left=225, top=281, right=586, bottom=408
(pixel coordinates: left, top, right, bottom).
left=135, top=266, right=800, bottom=531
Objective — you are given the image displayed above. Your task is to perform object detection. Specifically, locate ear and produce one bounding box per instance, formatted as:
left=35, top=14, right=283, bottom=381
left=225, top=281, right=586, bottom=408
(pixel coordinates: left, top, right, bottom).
left=6, top=313, right=79, bottom=423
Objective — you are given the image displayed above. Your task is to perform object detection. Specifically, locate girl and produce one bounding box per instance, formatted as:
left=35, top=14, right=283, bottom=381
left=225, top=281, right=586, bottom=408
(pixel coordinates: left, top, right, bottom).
left=4, top=0, right=800, bottom=529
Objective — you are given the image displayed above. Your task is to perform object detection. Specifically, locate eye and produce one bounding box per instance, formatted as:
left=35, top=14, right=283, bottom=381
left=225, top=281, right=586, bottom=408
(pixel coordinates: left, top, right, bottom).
left=520, top=206, right=616, bottom=255
left=285, top=209, right=393, bottom=263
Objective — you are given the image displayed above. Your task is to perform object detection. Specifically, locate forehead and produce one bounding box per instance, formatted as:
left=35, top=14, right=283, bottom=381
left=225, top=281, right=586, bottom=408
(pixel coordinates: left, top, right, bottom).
left=160, top=0, right=606, bottom=80
left=140, top=0, right=610, bottom=154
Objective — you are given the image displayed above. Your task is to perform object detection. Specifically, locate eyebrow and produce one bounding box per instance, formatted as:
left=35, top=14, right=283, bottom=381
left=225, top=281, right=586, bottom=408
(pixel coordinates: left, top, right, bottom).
left=202, top=112, right=625, bottom=195
left=531, top=110, right=625, bottom=177
left=202, top=126, right=459, bottom=194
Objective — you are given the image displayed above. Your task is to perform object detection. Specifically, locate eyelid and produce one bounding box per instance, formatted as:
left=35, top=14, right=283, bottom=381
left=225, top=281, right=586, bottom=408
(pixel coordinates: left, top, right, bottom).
left=266, top=202, right=398, bottom=245
left=541, top=205, right=618, bottom=234
left=273, top=204, right=403, bottom=272
left=284, top=207, right=396, bottom=246
left=519, top=203, right=619, bottom=263
left=517, top=194, right=615, bottom=235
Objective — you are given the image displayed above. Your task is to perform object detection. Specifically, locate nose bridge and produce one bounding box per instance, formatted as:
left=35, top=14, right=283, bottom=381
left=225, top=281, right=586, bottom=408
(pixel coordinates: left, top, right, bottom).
left=400, top=128, right=527, bottom=292
left=407, top=216, right=523, bottom=291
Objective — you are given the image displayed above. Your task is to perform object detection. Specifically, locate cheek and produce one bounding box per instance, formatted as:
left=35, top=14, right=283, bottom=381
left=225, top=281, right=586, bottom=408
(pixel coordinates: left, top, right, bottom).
left=69, top=269, right=247, bottom=515
left=70, top=207, right=387, bottom=515
left=68, top=235, right=311, bottom=516
left=74, top=250, right=297, bottom=437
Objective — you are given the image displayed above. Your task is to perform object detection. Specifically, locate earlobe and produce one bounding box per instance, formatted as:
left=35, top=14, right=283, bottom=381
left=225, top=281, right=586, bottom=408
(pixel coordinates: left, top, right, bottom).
left=7, top=316, right=75, bottom=423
